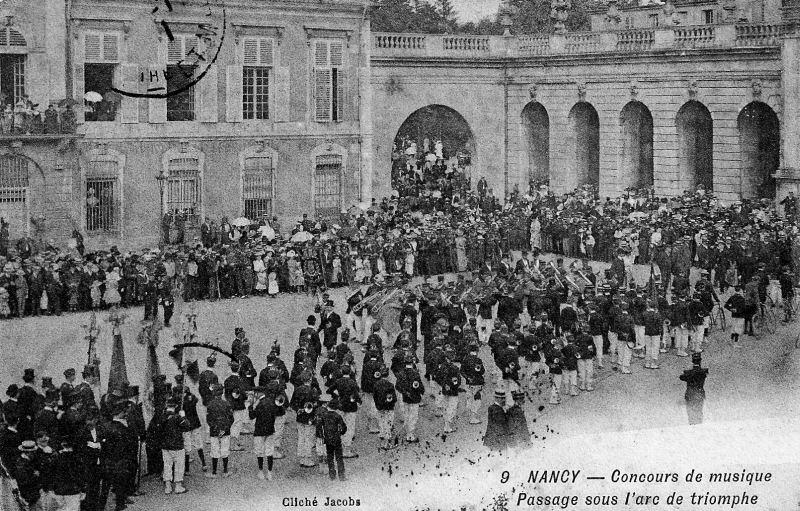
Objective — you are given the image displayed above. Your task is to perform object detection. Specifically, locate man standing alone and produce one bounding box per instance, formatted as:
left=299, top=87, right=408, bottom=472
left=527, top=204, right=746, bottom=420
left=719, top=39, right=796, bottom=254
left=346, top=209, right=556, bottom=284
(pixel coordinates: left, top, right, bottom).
left=679, top=353, right=708, bottom=425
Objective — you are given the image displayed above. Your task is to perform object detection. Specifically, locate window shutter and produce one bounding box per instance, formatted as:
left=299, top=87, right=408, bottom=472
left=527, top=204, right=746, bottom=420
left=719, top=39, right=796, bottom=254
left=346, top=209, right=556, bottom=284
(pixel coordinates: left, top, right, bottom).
left=243, top=38, right=259, bottom=66
left=120, top=63, right=139, bottom=123
left=226, top=64, right=243, bottom=122
left=198, top=64, right=218, bottom=122
left=102, top=34, right=120, bottom=62
left=259, top=39, right=274, bottom=66
left=329, top=41, right=344, bottom=67
left=74, top=64, right=85, bottom=123
left=335, top=68, right=346, bottom=122
left=314, top=69, right=331, bottom=122
left=314, top=41, right=329, bottom=67
left=274, top=66, right=290, bottom=122
left=84, top=34, right=102, bottom=62
left=167, top=37, right=184, bottom=64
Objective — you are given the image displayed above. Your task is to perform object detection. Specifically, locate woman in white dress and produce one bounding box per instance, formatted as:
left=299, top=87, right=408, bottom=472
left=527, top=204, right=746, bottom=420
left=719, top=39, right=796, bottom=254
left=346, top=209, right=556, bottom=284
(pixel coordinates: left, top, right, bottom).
left=253, top=254, right=267, bottom=293
left=103, top=266, right=122, bottom=306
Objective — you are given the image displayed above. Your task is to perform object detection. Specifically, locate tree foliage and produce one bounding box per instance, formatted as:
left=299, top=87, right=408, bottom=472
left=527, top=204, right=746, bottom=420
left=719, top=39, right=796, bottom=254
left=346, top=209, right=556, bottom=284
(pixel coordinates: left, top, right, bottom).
left=369, top=0, right=591, bottom=35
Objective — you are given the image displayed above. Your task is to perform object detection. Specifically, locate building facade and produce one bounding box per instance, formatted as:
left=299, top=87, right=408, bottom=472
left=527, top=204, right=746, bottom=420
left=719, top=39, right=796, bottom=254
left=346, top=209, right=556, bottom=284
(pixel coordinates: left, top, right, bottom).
left=0, top=0, right=798, bottom=249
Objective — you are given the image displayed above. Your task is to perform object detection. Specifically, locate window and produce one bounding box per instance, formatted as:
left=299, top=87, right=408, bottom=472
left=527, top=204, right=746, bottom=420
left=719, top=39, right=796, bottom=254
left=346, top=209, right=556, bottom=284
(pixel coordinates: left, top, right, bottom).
left=313, top=153, right=342, bottom=219
left=0, top=155, right=29, bottom=236
left=85, top=158, right=119, bottom=232
left=648, top=13, right=660, bottom=27
left=0, top=55, right=24, bottom=109
left=703, top=9, right=714, bottom=24
left=312, top=40, right=344, bottom=122
left=166, top=157, right=201, bottom=218
left=242, top=37, right=273, bottom=120
left=167, top=35, right=199, bottom=121
left=83, top=33, right=120, bottom=122
left=243, top=155, right=274, bottom=220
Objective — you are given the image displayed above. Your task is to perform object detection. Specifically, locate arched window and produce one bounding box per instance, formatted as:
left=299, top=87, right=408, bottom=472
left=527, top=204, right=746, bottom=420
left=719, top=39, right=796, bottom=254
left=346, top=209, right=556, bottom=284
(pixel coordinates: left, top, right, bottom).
left=85, top=148, right=125, bottom=233
left=312, top=144, right=346, bottom=220
left=0, top=154, right=30, bottom=235
left=163, top=147, right=204, bottom=221
left=240, top=145, right=276, bottom=220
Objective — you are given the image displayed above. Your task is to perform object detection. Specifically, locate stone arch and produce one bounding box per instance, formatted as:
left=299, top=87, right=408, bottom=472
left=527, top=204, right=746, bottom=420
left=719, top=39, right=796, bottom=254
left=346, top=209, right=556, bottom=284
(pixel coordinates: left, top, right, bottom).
left=619, top=101, right=654, bottom=190
left=521, top=101, right=550, bottom=185
left=82, top=147, right=126, bottom=237
left=310, top=142, right=347, bottom=221
left=391, top=104, right=476, bottom=188
left=676, top=100, right=713, bottom=192
left=738, top=101, right=779, bottom=199
left=567, top=102, right=600, bottom=188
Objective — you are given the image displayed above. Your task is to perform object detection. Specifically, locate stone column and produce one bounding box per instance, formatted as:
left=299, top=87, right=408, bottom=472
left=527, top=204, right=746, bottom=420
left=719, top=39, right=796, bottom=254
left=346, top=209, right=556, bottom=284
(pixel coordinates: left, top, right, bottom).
left=777, top=31, right=800, bottom=202
left=359, top=19, right=374, bottom=202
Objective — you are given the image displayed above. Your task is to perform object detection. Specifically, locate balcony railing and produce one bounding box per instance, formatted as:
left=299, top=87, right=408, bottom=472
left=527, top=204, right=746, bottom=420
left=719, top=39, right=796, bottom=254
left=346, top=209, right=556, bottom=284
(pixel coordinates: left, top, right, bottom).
left=372, top=22, right=787, bottom=59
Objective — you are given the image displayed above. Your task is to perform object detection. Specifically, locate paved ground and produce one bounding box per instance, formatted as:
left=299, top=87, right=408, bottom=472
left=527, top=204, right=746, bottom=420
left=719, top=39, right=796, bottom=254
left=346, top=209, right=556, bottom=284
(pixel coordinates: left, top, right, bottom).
left=1, top=257, right=799, bottom=511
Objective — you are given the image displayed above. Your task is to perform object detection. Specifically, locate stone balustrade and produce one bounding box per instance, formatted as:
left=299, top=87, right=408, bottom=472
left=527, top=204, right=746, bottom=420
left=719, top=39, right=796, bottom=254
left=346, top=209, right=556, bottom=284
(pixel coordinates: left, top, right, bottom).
left=372, top=22, right=791, bottom=59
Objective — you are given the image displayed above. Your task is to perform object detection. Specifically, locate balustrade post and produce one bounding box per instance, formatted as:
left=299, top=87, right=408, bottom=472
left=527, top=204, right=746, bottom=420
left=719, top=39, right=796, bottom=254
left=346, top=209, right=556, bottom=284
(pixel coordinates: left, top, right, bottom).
left=716, top=23, right=736, bottom=46
left=653, top=27, right=675, bottom=49
left=551, top=33, right=566, bottom=53
left=600, top=32, right=618, bottom=51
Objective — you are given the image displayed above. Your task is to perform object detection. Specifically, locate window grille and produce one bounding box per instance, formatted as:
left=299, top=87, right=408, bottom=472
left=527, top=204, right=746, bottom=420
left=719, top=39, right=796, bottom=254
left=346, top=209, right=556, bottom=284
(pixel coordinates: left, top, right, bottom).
left=313, top=154, right=342, bottom=220
left=243, top=155, right=273, bottom=220
left=0, top=155, right=29, bottom=235
left=85, top=159, right=119, bottom=232
left=166, top=157, right=200, bottom=218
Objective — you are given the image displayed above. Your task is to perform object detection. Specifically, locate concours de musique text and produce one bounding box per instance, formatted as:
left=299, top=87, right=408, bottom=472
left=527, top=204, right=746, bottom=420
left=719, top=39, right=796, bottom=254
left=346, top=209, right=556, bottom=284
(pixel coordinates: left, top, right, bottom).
left=502, top=468, right=774, bottom=508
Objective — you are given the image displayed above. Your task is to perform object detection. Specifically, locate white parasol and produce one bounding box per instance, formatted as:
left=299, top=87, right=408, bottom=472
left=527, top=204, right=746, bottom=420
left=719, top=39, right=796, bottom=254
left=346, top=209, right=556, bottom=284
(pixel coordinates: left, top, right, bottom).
left=290, top=231, right=313, bottom=243
left=257, top=224, right=275, bottom=240
left=84, top=91, right=103, bottom=103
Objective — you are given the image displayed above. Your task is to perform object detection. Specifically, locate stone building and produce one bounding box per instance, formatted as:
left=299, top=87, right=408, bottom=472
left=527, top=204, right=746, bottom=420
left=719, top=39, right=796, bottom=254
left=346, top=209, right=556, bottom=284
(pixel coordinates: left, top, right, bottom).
left=0, top=0, right=798, bottom=249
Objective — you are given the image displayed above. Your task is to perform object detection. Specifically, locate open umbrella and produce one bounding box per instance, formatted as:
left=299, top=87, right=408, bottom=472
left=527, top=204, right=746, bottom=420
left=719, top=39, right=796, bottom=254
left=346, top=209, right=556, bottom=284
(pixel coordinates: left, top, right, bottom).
left=230, top=217, right=251, bottom=227
left=84, top=91, right=103, bottom=103
left=290, top=231, right=313, bottom=243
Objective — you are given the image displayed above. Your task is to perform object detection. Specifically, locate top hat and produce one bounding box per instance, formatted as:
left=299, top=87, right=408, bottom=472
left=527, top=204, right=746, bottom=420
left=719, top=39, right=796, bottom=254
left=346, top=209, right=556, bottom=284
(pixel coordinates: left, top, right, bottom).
left=22, top=368, right=35, bottom=382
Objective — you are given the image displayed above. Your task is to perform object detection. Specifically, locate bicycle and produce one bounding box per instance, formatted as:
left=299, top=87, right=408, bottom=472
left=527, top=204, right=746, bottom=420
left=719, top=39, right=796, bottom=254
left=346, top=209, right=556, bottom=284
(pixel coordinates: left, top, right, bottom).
left=752, top=302, right=778, bottom=336
left=710, top=303, right=726, bottom=332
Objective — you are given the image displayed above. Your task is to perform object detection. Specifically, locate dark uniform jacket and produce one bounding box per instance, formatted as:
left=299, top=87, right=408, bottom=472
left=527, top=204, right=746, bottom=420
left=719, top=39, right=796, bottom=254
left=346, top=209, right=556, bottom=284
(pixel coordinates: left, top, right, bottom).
left=332, top=376, right=361, bottom=413
left=206, top=396, right=234, bottom=437
left=223, top=375, right=247, bottom=411
left=153, top=409, right=190, bottom=451
left=198, top=369, right=219, bottom=406
left=53, top=448, right=83, bottom=496
left=316, top=408, right=346, bottom=447
left=395, top=367, right=425, bottom=404
left=460, top=354, right=485, bottom=386
left=100, top=419, right=138, bottom=475
left=679, top=367, right=708, bottom=401
left=372, top=378, right=397, bottom=412
left=440, top=363, right=463, bottom=397
left=248, top=398, right=279, bottom=437
left=290, top=384, right=320, bottom=425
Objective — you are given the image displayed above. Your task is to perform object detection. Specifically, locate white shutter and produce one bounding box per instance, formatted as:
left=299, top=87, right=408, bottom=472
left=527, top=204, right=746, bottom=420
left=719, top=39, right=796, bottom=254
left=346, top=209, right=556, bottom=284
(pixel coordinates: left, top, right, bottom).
left=314, top=69, right=331, bottom=122
left=74, top=64, right=85, bottom=124
left=120, top=63, right=139, bottom=123
left=226, top=64, right=243, bottom=122
left=198, top=64, right=218, bottom=122
left=329, top=41, right=344, bottom=67
left=274, top=66, right=290, bottom=122
left=167, top=37, right=184, bottom=64
left=84, top=34, right=102, bottom=62
left=259, top=39, right=274, bottom=66
left=314, top=41, right=328, bottom=67
left=102, top=34, right=120, bottom=62
left=243, top=38, right=259, bottom=66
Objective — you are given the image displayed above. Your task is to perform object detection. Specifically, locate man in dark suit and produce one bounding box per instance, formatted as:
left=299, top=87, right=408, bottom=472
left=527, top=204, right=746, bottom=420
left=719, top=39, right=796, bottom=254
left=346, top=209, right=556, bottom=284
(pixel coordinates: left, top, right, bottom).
left=315, top=398, right=347, bottom=481
left=98, top=401, right=137, bottom=511
left=679, top=353, right=708, bottom=425
left=319, top=300, right=342, bottom=351
left=17, top=368, right=42, bottom=440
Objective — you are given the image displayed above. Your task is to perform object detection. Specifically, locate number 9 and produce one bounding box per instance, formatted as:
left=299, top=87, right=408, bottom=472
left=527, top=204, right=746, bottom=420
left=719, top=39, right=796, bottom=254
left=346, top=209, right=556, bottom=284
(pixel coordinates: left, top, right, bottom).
left=500, top=471, right=510, bottom=484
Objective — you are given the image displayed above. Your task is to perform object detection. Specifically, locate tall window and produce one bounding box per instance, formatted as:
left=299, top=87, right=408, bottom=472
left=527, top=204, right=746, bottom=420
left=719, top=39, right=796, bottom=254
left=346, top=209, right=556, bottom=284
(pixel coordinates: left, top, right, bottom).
left=83, top=32, right=120, bottom=121
left=243, top=155, right=274, bottom=220
left=85, top=158, right=120, bottom=232
left=313, top=40, right=344, bottom=122
left=167, top=35, right=198, bottom=121
left=313, top=154, right=342, bottom=219
left=703, top=9, right=714, bottom=24
left=648, top=13, right=660, bottom=27
left=166, top=157, right=201, bottom=218
left=0, top=155, right=29, bottom=236
left=0, top=28, right=26, bottom=109
left=242, top=37, right=273, bottom=120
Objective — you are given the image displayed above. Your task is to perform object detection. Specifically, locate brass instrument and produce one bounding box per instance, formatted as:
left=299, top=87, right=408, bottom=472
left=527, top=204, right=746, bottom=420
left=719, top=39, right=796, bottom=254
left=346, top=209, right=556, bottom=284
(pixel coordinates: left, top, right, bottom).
left=303, top=402, right=315, bottom=414
left=351, top=288, right=387, bottom=314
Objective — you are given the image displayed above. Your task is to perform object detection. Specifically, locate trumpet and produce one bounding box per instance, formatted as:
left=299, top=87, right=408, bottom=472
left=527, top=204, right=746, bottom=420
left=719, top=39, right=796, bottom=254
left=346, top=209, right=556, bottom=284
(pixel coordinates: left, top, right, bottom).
left=275, top=395, right=286, bottom=407
left=663, top=319, right=671, bottom=328
left=303, top=402, right=315, bottom=414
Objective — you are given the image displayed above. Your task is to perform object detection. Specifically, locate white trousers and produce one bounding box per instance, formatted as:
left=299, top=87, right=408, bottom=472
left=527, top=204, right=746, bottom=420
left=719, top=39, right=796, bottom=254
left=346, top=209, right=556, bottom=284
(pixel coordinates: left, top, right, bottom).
left=607, top=332, right=619, bottom=362
left=592, top=335, right=604, bottom=366
left=162, top=448, right=186, bottom=482
left=674, top=326, right=689, bottom=352
left=562, top=369, right=577, bottom=391
left=616, top=339, right=632, bottom=371
left=274, top=415, right=285, bottom=448
left=296, top=423, right=316, bottom=459
left=208, top=436, right=230, bottom=459
left=634, top=325, right=646, bottom=349
left=519, top=360, right=539, bottom=391
left=550, top=373, right=562, bottom=402
left=231, top=409, right=248, bottom=440
left=342, top=411, right=357, bottom=448
left=466, top=385, right=482, bottom=417
left=577, top=359, right=594, bottom=388
left=54, top=495, right=82, bottom=511
left=404, top=403, right=419, bottom=437
left=378, top=410, right=394, bottom=439
left=476, top=316, right=493, bottom=344
left=252, top=435, right=276, bottom=457
left=645, top=334, right=660, bottom=364
left=443, top=395, right=459, bottom=428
